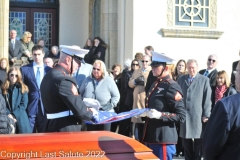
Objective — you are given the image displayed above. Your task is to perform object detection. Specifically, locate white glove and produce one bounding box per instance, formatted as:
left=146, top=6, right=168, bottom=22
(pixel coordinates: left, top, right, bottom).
left=88, top=108, right=99, bottom=123
left=147, top=109, right=162, bottom=119
left=89, top=107, right=98, bottom=116
left=83, top=98, right=101, bottom=110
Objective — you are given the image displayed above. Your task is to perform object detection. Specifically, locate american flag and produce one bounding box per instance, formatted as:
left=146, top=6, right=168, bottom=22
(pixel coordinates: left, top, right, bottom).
left=85, top=108, right=149, bottom=124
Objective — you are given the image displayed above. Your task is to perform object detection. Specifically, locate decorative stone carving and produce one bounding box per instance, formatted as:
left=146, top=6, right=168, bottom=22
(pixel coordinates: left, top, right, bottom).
left=161, top=28, right=223, bottom=39
left=165, top=0, right=222, bottom=39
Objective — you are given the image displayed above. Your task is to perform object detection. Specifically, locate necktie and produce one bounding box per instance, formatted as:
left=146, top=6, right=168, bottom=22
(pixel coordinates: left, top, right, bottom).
left=36, top=67, right=41, bottom=89
left=189, top=77, right=194, bottom=84
left=12, top=40, right=15, bottom=50
left=204, top=70, right=209, bottom=76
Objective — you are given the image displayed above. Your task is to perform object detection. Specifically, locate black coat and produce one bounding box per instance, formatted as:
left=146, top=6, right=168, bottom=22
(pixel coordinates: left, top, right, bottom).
left=142, top=75, right=186, bottom=143
left=203, top=93, right=240, bottom=160
left=199, top=68, right=218, bottom=87
left=89, top=46, right=106, bottom=64
left=40, top=64, right=93, bottom=132
left=0, top=90, right=15, bottom=134
left=230, top=60, right=239, bottom=86
left=211, top=85, right=237, bottom=109
left=0, top=70, right=6, bottom=86
left=48, top=52, right=60, bottom=60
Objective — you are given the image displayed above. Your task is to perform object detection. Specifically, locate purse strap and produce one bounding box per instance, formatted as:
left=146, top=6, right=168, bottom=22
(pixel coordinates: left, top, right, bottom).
left=92, top=79, right=97, bottom=99
left=5, top=94, right=12, bottom=113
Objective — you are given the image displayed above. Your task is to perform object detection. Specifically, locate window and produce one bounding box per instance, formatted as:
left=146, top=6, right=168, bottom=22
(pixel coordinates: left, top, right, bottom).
left=174, top=0, right=209, bottom=28
left=162, top=0, right=223, bottom=39
left=10, top=0, right=55, bottom=3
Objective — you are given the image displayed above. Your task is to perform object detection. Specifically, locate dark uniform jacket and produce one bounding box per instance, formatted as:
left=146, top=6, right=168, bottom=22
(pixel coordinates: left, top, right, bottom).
left=142, top=75, right=186, bottom=144
left=40, top=64, right=93, bottom=132
left=203, top=93, right=240, bottom=160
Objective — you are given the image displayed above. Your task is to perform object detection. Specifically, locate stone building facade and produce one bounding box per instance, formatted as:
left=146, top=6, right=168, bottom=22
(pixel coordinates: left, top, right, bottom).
left=1, top=0, right=240, bottom=75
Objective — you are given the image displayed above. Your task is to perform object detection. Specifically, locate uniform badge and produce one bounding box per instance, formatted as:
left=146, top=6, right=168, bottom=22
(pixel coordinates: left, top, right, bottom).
left=156, top=87, right=164, bottom=93
left=71, top=84, right=79, bottom=95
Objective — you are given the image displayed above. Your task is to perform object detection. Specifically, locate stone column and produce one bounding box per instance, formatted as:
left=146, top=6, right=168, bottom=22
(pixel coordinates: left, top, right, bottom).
left=101, top=0, right=118, bottom=69
left=0, top=0, right=9, bottom=59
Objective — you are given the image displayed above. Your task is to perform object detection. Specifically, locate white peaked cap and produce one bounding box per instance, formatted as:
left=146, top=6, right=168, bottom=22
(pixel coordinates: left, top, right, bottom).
left=60, top=45, right=89, bottom=58
left=151, top=51, right=175, bottom=66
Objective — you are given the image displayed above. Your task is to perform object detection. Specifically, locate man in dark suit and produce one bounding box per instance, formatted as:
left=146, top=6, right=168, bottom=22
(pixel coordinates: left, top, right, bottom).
left=21, top=45, right=51, bottom=133
left=230, top=60, right=239, bottom=87
left=199, top=54, right=218, bottom=87
left=203, top=61, right=240, bottom=160
left=9, top=29, right=23, bottom=65
left=230, top=51, right=240, bottom=86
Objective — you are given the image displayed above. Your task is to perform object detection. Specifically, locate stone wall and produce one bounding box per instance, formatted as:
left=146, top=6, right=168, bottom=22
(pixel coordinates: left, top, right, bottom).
left=0, top=0, right=9, bottom=59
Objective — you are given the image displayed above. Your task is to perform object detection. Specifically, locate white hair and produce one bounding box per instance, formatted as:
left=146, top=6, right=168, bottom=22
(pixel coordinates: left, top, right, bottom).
left=124, top=59, right=132, bottom=69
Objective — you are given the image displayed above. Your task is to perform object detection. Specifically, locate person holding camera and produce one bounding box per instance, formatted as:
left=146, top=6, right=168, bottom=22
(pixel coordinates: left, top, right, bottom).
left=128, top=55, right=152, bottom=141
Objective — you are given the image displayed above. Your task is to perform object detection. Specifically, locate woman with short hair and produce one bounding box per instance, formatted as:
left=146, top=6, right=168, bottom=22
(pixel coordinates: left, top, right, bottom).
left=80, top=60, right=120, bottom=131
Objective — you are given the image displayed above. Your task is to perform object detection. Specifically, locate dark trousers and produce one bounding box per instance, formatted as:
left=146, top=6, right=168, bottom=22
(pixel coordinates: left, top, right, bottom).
left=29, top=104, right=48, bottom=133
left=136, top=123, right=144, bottom=141
left=87, top=123, right=111, bottom=131
left=118, top=118, right=131, bottom=136
left=182, top=138, right=202, bottom=160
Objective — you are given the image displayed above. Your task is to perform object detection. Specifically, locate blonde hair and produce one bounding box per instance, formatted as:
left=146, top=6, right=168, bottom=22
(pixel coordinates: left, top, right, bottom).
left=1, top=67, right=29, bottom=95
left=0, top=58, right=9, bottom=72
left=21, top=31, right=32, bottom=43
left=215, top=70, right=230, bottom=88
left=92, top=60, right=107, bottom=79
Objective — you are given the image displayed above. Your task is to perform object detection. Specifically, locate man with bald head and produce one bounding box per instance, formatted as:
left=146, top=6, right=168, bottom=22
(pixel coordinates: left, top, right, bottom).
left=199, top=54, right=218, bottom=87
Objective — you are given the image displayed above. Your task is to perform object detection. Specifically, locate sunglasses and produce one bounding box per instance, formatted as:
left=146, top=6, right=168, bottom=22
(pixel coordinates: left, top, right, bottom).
left=93, top=67, right=100, bottom=71
left=208, top=59, right=216, bottom=63
left=10, top=74, right=18, bottom=78
left=142, top=60, right=149, bottom=63
left=132, top=63, right=139, bottom=66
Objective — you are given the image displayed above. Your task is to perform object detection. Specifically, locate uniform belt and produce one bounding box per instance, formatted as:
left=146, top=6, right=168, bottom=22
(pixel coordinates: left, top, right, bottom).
left=46, top=110, right=73, bottom=119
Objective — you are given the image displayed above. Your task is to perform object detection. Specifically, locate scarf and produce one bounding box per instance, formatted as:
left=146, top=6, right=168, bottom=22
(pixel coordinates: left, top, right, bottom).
left=215, top=84, right=227, bottom=104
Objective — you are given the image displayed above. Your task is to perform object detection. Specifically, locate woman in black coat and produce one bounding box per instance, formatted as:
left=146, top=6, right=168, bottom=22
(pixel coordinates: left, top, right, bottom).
left=89, top=37, right=107, bottom=64
left=211, top=70, right=237, bottom=110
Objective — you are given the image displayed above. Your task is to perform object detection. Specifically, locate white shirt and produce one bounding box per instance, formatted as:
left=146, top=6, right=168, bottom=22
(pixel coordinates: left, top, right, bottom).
left=33, top=62, right=45, bottom=83
left=205, top=68, right=216, bottom=75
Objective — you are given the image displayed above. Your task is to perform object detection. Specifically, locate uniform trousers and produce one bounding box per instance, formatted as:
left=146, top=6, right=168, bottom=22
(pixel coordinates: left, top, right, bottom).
left=146, top=143, right=176, bottom=160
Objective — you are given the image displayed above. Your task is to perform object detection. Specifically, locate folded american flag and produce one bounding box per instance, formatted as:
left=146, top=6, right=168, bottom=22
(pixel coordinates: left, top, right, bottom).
left=85, top=108, right=149, bottom=124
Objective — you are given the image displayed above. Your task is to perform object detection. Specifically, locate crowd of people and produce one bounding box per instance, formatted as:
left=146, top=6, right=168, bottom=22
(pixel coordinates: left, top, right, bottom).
left=0, top=29, right=240, bottom=160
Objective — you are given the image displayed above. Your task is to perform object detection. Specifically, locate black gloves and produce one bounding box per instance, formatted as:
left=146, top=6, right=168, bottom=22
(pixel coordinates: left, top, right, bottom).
left=134, top=76, right=145, bottom=86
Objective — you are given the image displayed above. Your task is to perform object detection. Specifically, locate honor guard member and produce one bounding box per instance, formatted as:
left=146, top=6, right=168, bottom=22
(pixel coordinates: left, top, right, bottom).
left=40, top=45, right=98, bottom=132
left=141, top=52, right=186, bottom=160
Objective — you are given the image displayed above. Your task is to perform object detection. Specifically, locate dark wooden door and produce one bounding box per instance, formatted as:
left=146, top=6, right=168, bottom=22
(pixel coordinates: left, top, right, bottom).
left=9, top=7, right=57, bottom=49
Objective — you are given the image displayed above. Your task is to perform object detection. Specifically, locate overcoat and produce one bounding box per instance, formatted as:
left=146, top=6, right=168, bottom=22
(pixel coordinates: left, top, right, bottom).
left=129, top=66, right=151, bottom=123
left=5, top=83, right=31, bottom=133
left=177, top=73, right=212, bottom=138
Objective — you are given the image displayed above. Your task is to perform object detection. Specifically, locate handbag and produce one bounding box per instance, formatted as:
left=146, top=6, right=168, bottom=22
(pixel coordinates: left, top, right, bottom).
left=5, top=95, right=16, bottom=134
